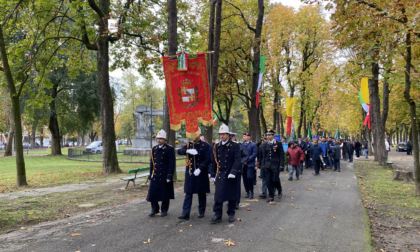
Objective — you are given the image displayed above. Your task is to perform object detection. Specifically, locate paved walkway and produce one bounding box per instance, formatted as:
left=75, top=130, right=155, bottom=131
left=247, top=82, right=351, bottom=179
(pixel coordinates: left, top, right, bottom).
left=0, top=162, right=367, bottom=252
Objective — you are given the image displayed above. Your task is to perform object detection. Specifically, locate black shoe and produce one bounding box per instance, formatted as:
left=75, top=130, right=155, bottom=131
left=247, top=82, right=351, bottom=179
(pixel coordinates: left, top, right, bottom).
left=249, top=192, right=254, bottom=199
left=178, top=215, right=189, bottom=220
left=338, top=170, right=341, bottom=172
left=267, top=197, right=274, bottom=202
left=228, top=215, right=235, bottom=223
left=245, top=193, right=249, bottom=198
left=288, top=178, right=293, bottom=181
left=333, top=169, right=337, bottom=171
left=160, top=212, right=168, bottom=217
left=259, top=194, right=266, bottom=199
left=296, top=178, right=300, bottom=180
left=209, top=216, right=222, bottom=224
left=198, top=214, right=205, bottom=218
left=314, top=173, right=319, bottom=176
left=278, top=193, right=282, bottom=199
left=148, top=212, right=157, bottom=217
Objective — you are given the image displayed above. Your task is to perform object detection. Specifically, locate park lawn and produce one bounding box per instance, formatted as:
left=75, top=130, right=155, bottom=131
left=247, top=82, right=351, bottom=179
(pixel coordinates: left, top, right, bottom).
left=0, top=155, right=185, bottom=193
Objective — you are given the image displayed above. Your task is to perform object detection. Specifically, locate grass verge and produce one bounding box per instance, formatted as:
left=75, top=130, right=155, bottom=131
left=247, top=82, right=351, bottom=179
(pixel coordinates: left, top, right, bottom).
left=354, top=160, right=420, bottom=251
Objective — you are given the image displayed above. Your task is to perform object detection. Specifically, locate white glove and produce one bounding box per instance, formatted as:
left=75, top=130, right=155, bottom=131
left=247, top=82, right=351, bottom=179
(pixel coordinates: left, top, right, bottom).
left=166, top=179, right=171, bottom=183
left=186, top=149, right=198, bottom=155
left=208, top=174, right=211, bottom=178
left=228, top=174, right=236, bottom=179
left=193, top=168, right=201, bottom=176
left=211, top=177, right=216, bottom=182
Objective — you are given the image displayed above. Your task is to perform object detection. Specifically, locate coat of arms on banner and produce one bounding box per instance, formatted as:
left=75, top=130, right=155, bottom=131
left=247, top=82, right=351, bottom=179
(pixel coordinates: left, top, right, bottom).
left=178, top=80, right=199, bottom=108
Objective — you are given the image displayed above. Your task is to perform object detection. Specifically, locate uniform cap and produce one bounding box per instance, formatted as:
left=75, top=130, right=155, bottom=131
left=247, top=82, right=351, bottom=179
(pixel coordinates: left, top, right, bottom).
left=243, top=132, right=251, bottom=136
left=156, top=129, right=167, bottom=139
left=265, top=129, right=275, bottom=135
left=218, top=124, right=230, bottom=134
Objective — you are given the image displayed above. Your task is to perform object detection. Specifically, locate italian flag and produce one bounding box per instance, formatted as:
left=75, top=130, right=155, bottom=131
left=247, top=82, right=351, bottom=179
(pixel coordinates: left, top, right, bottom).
left=252, top=55, right=266, bottom=108
left=213, top=113, right=219, bottom=125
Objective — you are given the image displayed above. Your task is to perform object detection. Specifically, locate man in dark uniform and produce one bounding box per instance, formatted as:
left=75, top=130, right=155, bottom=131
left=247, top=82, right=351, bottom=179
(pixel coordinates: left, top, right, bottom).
left=209, top=124, right=241, bottom=224
left=230, top=132, right=247, bottom=210
left=261, top=129, right=285, bottom=202
left=258, top=137, right=269, bottom=199
left=146, top=130, right=175, bottom=217
left=242, top=132, right=258, bottom=199
left=177, top=128, right=211, bottom=220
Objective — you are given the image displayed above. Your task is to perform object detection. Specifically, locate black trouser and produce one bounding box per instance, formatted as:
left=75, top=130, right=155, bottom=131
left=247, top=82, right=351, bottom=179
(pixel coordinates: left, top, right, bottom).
left=242, top=165, right=254, bottom=194
left=213, top=200, right=236, bottom=218
left=266, top=168, right=282, bottom=198
left=151, top=201, right=169, bottom=213
left=182, top=193, right=206, bottom=216
left=355, top=148, right=360, bottom=158
left=407, top=149, right=412, bottom=155
left=314, top=160, right=321, bottom=174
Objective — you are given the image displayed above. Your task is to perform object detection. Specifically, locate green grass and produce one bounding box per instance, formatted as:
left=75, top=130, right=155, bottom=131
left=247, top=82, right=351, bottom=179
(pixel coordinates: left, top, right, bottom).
left=0, top=155, right=185, bottom=193
left=354, top=160, right=420, bottom=222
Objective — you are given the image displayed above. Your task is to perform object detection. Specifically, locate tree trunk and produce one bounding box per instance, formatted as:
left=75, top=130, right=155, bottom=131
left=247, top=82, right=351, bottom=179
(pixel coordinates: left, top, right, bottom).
left=249, top=0, right=264, bottom=143
left=0, top=25, right=27, bottom=186
left=97, top=0, right=121, bottom=173
left=204, top=0, right=217, bottom=144
left=279, top=109, right=284, bottom=137
left=368, top=61, right=386, bottom=165
left=402, top=32, right=419, bottom=196
left=259, top=104, right=266, bottom=139
left=49, top=112, right=62, bottom=155
left=30, top=120, right=37, bottom=149
left=4, top=117, right=14, bottom=156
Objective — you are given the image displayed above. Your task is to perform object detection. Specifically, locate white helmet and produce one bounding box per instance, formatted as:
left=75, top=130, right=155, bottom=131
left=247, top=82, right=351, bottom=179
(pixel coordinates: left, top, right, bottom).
left=218, top=124, right=230, bottom=134
left=156, top=129, right=167, bottom=139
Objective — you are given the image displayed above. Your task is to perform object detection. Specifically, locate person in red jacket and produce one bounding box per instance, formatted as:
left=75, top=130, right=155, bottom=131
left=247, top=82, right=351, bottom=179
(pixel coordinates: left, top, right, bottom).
left=286, top=142, right=305, bottom=181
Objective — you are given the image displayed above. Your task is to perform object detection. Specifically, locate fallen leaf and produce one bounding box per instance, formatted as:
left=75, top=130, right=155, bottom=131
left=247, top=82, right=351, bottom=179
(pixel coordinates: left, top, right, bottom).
left=133, top=194, right=139, bottom=197
left=91, top=220, right=96, bottom=223
left=96, top=213, right=104, bottom=216
left=331, top=216, right=336, bottom=219
left=306, top=188, right=313, bottom=191
left=86, top=215, right=90, bottom=218
left=71, top=233, right=82, bottom=237
left=143, top=238, right=151, bottom=244
left=189, top=224, right=192, bottom=227
left=290, top=197, right=295, bottom=200
left=237, top=218, right=242, bottom=221
left=224, top=239, right=236, bottom=247
left=278, top=228, right=283, bottom=230
left=269, top=201, right=277, bottom=205
left=179, top=229, right=183, bottom=232
left=246, top=208, right=252, bottom=211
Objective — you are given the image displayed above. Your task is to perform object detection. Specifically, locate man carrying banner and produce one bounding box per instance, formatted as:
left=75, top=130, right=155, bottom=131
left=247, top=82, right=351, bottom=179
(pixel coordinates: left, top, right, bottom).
left=209, top=124, right=241, bottom=224
left=177, top=128, right=211, bottom=220
left=146, top=130, right=175, bottom=217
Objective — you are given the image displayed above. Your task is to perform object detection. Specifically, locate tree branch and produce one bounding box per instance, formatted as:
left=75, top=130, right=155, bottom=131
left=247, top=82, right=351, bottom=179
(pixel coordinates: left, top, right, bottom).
left=225, top=1, right=256, bottom=33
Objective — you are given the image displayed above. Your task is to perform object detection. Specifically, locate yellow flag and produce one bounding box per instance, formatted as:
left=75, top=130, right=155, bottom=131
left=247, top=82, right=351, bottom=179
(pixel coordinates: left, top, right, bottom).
left=286, top=97, right=297, bottom=117
left=360, top=77, right=370, bottom=104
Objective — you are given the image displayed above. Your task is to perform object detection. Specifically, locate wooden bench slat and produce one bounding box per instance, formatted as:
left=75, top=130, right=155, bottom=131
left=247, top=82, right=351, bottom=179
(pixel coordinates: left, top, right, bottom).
left=128, top=167, right=149, bottom=174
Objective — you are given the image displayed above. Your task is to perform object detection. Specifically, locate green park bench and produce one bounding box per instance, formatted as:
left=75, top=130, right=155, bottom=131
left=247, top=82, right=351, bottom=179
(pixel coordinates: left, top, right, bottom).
left=121, top=167, right=149, bottom=189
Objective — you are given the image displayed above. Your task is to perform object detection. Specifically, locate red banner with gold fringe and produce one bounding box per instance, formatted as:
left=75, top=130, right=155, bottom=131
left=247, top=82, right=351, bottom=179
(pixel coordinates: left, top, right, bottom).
left=162, top=53, right=212, bottom=138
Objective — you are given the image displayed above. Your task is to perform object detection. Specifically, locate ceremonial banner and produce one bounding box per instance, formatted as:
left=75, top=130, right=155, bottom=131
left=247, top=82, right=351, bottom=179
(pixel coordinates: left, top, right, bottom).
left=162, top=53, right=212, bottom=138
left=359, top=77, right=371, bottom=129
left=285, top=97, right=297, bottom=135
left=307, top=123, right=312, bottom=139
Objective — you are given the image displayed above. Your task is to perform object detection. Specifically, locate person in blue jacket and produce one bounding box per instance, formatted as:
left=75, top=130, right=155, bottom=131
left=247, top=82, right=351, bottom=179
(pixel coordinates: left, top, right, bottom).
left=310, top=139, right=324, bottom=176
left=241, top=132, right=258, bottom=199
left=209, top=124, right=241, bottom=224
left=177, top=128, right=211, bottom=220
left=146, top=130, right=175, bottom=217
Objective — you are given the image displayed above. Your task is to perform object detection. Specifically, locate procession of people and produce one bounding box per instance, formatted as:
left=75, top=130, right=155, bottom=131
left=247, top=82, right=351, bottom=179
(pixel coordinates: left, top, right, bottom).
left=146, top=124, right=365, bottom=224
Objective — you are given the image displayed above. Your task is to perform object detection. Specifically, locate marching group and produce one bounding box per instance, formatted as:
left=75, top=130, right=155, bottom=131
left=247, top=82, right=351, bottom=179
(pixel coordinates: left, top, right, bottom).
left=145, top=124, right=366, bottom=224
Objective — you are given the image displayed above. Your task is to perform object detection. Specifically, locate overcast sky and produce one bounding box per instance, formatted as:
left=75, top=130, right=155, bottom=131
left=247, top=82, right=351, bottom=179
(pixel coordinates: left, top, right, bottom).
left=109, top=0, right=305, bottom=88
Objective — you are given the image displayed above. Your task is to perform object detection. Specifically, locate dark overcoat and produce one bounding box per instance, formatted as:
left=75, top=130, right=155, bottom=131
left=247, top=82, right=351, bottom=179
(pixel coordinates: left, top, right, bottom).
left=146, top=143, right=175, bottom=202
left=210, top=140, right=241, bottom=202
left=242, top=142, right=258, bottom=177
left=177, top=140, right=211, bottom=194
